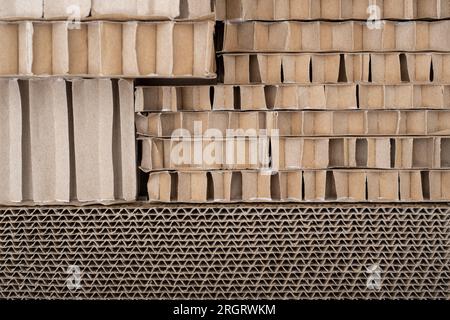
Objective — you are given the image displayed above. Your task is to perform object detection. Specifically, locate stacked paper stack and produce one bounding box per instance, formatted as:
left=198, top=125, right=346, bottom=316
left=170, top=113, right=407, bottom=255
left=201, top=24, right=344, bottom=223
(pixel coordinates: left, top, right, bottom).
left=141, top=0, right=450, bottom=202
left=0, top=0, right=216, bottom=205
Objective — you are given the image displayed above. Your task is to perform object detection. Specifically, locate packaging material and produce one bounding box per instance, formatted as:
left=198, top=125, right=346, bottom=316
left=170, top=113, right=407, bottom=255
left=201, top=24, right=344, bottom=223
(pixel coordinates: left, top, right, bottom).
left=216, top=0, right=450, bottom=21
left=136, top=84, right=450, bottom=112
left=44, top=0, right=92, bottom=19
left=0, top=0, right=43, bottom=19
left=0, top=0, right=215, bottom=20
left=139, top=136, right=450, bottom=171
left=221, top=53, right=450, bottom=85
left=0, top=204, right=447, bottom=300
left=222, top=21, right=450, bottom=53
left=0, top=21, right=216, bottom=78
left=136, top=110, right=450, bottom=137
left=91, top=0, right=214, bottom=20
left=146, top=170, right=450, bottom=202
left=0, top=78, right=136, bottom=205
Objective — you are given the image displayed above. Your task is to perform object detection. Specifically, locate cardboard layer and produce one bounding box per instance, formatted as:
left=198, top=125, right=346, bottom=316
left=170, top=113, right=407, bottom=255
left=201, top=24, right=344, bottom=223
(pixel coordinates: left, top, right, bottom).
left=217, top=0, right=450, bottom=20
left=0, top=0, right=215, bottom=20
left=139, top=137, right=449, bottom=171
left=135, top=110, right=450, bottom=137
left=0, top=21, right=216, bottom=78
left=221, top=53, right=450, bottom=85
left=91, top=0, right=215, bottom=20
left=146, top=170, right=450, bottom=202
left=0, top=78, right=136, bottom=205
left=222, top=21, right=450, bottom=53
left=135, top=84, right=450, bottom=112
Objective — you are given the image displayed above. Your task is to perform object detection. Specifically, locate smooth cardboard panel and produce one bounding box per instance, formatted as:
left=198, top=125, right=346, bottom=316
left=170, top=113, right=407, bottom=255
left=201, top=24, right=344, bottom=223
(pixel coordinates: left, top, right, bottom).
left=91, top=0, right=214, bottom=20
left=0, top=0, right=43, bottom=19
left=44, top=0, right=91, bottom=19
left=147, top=169, right=450, bottom=202
left=0, top=21, right=216, bottom=78
left=223, top=21, right=450, bottom=53
left=221, top=53, right=450, bottom=85
left=216, top=0, right=450, bottom=20
left=0, top=78, right=136, bottom=205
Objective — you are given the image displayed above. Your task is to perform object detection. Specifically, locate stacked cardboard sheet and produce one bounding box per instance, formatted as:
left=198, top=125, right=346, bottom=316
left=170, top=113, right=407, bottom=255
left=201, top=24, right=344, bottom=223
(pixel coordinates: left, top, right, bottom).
left=216, top=0, right=450, bottom=20
left=0, top=21, right=215, bottom=77
left=0, top=0, right=215, bottom=20
left=140, top=0, right=450, bottom=202
left=0, top=1, right=217, bottom=205
left=0, top=79, right=136, bottom=204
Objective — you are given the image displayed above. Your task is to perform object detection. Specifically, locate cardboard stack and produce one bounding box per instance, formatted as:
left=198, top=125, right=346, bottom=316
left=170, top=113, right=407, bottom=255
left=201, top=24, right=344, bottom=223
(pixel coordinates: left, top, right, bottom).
left=138, top=1, right=450, bottom=203
left=0, top=0, right=216, bottom=205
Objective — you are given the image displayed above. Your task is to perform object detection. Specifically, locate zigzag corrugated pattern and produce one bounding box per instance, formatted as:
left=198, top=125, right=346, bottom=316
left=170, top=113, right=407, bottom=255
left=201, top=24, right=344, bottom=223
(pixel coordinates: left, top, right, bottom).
left=0, top=205, right=448, bottom=300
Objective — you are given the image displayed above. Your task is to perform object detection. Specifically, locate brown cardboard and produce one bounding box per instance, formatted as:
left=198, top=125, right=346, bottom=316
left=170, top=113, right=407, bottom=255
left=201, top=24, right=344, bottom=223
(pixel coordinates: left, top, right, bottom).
left=0, top=79, right=22, bottom=203
left=0, top=0, right=43, bottom=19
left=223, top=21, right=450, bottom=53
left=44, top=0, right=91, bottom=19
left=91, top=0, right=214, bottom=20
left=71, top=79, right=136, bottom=202
left=28, top=79, right=71, bottom=203
left=217, top=0, right=450, bottom=20
left=222, top=53, right=450, bottom=85
left=0, top=21, right=216, bottom=78
left=367, top=171, right=399, bottom=201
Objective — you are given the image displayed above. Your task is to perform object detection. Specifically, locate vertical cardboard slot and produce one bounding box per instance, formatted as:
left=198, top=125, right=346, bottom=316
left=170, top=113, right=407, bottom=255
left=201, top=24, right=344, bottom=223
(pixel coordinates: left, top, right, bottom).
left=400, top=53, right=410, bottom=82
left=356, top=139, right=368, bottom=167
left=421, top=171, right=430, bottom=200
left=441, top=138, right=450, bottom=167
left=230, top=171, right=242, bottom=201
left=325, top=171, right=337, bottom=200
left=390, top=139, right=396, bottom=168
left=250, top=55, right=262, bottom=83
left=329, top=139, right=345, bottom=167
left=271, top=173, right=281, bottom=201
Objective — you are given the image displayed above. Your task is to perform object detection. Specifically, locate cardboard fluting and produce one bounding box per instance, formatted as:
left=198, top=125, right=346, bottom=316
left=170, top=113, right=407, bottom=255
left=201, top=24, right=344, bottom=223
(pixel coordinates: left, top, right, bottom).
left=140, top=136, right=450, bottom=171
left=221, top=53, right=450, bottom=85
left=222, top=21, right=450, bottom=53
left=135, top=110, right=450, bottom=137
left=0, top=0, right=215, bottom=20
left=217, top=0, right=450, bottom=21
left=0, top=79, right=136, bottom=205
left=0, top=21, right=216, bottom=78
left=135, top=84, right=450, bottom=111
left=146, top=170, right=450, bottom=202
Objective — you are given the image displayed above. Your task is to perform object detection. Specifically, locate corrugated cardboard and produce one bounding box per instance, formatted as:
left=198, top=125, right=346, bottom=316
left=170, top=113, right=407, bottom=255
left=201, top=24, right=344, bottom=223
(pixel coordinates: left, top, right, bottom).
left=72, top=79, right=136, bottom=202
left=136, top=84, right=450, bottom=112
left=137, top=109, right=450, bottom=137
left=0, top=21, right=216, bottom=78
left=146, top=169, right=450, bottom=202
left=222, top=21, right=450, bottom=53
left=221, top=53, right=450, bottom=85
left=216, top=0, right=450, bottom=20
left=91, top=0, right=214, bottom=20
left=0, top=0, right=43, bottom=19
left=0, top=78, right=136, bottom=205
left=0, top=0, right=215, bottom=20
left=44, top=0, right=91, bottom=19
